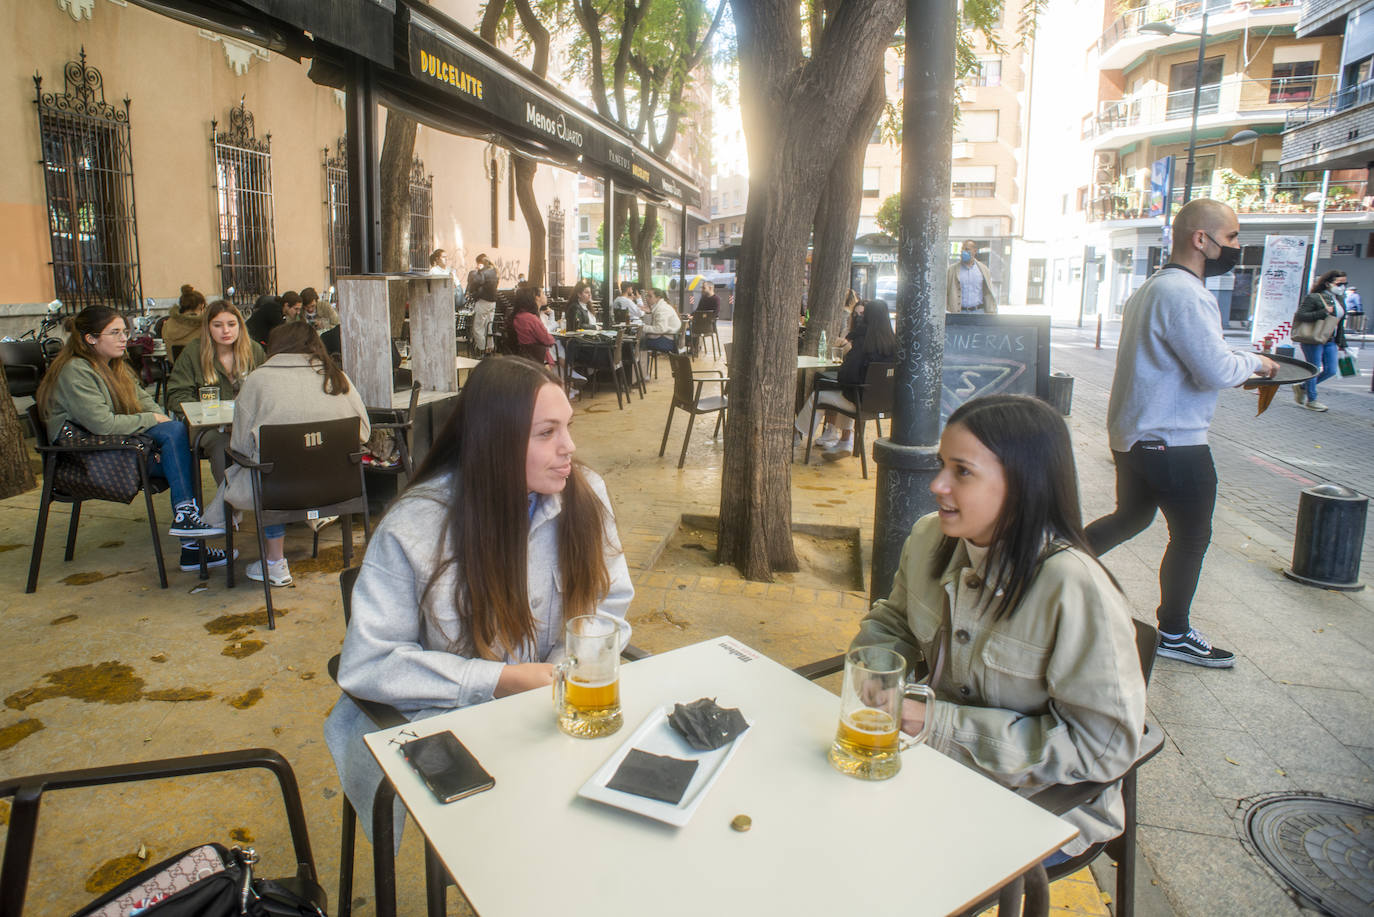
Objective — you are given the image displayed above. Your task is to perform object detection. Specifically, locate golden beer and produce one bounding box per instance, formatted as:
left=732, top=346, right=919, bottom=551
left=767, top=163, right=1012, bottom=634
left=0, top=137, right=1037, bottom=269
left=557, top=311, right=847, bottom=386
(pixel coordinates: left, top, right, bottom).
left=556, top=676, right=622, bottom=738
left=828, top=707, right=901, bottom=779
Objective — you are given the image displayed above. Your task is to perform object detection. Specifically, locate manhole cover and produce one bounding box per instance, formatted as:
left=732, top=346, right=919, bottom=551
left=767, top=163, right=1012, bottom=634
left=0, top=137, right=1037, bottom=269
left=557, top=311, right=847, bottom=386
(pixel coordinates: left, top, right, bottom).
left=1245, top=794, right=1374, bottom=917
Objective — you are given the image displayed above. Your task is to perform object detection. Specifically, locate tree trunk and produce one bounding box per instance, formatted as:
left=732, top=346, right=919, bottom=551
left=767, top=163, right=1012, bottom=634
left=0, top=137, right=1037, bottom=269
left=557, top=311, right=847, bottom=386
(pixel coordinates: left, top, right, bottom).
left=615, top=191, right=655, bottom=291
left=0, top=371, right=37, bottom=499
left=718, top=0, right=903, bottom=581
left=379, top=111, right=417, bottom=337
left=804, top=72, right=887, bottom=356
left=514, top=155, right=546, bottom=287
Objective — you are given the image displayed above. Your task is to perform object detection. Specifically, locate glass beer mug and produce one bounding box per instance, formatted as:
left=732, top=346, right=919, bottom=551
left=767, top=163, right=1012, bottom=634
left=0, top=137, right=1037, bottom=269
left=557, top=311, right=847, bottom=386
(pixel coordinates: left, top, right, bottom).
left=553, top=615, right=623, bottom=738
left=828, top=646, right=934, bottom=780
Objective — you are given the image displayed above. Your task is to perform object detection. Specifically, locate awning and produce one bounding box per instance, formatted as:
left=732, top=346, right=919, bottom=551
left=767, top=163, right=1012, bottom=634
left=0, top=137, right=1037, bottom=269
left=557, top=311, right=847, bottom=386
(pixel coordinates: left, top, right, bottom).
left=129, top=0, right=394, bottom=65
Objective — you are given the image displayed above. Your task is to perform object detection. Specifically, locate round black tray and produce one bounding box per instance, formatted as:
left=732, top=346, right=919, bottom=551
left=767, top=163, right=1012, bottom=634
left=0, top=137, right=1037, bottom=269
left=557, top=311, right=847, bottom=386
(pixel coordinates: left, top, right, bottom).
left=1245, top=352, right=1318, bottom=386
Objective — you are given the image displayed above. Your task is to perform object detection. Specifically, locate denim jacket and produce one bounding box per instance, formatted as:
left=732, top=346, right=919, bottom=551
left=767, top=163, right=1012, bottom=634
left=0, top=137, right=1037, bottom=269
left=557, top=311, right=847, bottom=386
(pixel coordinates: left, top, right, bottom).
left=853, top=514, right=1147, bottom=854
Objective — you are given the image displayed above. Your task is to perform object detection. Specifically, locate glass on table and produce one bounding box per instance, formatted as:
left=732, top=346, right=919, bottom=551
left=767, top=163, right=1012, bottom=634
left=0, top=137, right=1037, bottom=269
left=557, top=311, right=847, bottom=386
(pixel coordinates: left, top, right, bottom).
left=553, top=615, right=624, bottom=738
left=198, top=385, right=220, bottom=421
left=828, top=646, right=934, bottom=780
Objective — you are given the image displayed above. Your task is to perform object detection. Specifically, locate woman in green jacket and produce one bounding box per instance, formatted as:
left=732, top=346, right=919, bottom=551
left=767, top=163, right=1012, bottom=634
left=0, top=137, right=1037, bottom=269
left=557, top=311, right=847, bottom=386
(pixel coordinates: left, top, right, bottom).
left=850, top=394, right=1145, bottom=862
left=37, top=305, right=227, bottom=572
left=167, top=300, right=265, bottom=482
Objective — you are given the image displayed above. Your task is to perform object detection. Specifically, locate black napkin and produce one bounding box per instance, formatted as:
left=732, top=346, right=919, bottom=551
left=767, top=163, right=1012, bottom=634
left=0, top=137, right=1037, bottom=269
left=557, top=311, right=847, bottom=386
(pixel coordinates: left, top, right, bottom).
left=606, top=749, right=699, bottom=804
left=667, top=697, right=750, bottom=751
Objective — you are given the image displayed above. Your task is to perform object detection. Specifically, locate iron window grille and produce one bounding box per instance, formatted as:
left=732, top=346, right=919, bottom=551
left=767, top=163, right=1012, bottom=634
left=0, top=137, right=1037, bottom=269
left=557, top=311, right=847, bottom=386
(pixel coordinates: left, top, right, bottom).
left=212, top=100, right=276, bottom=307
left=324, top=137, right=349, bottom=286
left=547, top=198, right=565, bottom=290
left=408, top=156, right=433, bottom=272
left=34, top=49, right=144, bottom=315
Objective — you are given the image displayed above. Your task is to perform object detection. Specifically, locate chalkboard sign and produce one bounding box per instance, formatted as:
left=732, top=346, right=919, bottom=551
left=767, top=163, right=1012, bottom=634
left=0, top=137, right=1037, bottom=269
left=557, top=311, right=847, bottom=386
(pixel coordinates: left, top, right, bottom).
left=941, top=313, right=1051, bottom=421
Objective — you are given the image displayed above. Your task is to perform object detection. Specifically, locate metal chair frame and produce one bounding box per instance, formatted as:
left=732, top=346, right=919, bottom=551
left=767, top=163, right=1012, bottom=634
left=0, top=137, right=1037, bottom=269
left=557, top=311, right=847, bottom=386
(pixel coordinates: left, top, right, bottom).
left=659, top=352, right=727, bottom=468
left=802, top=361, right=896, bottom=479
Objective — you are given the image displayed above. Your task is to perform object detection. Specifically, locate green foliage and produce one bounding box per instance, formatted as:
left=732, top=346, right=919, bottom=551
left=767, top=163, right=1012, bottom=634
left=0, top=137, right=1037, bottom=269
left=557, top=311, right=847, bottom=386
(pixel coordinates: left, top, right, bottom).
left=875, top=193, right=901, bottom=239
left=597, top=220, right=664, bottom=254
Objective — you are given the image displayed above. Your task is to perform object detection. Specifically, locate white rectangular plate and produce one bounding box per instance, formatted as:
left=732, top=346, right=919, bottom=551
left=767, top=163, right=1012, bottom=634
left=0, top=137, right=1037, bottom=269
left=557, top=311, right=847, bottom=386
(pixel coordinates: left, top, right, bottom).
left=577, top=704, right=749, bottom=827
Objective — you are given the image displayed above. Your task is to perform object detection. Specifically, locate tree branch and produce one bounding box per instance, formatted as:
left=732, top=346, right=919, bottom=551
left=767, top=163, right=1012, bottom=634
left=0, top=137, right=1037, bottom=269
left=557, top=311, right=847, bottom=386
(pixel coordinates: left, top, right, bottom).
left=575, top=0, right=614, bottom=119
left=513, top=0, right=551, bottom=77
left=478, top=0, right=505, bottom=43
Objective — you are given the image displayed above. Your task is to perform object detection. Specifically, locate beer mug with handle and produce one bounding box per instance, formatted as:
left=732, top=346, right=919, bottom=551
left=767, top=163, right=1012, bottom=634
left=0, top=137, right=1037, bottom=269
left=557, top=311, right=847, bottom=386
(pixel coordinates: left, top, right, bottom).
left=829, top=646, right=934, bottom=780
left=553, top=615, right=623, bottom=738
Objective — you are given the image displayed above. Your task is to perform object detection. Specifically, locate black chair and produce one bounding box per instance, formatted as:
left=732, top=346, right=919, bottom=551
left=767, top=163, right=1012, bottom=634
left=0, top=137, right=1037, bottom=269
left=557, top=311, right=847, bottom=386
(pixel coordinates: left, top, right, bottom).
left=366, top=382, right=422, bottom=481
left=689, top=311, right=721, bottom=360
left=0, top=340, right=47, bottom=399
left=0, top=748, right=326, bottom=917
left=659, top=352, right=727, bottom=469
left=568, top=331, right=631, bottom=409
left=644, top=327, right=685, bottom=380
left=331, top=567, right=651, bottom=917
left=802, top=361, right=896, bottom=479
left=224, top=416, right=371, bottom=628
left=455, top=311, right=473, bottom=358
left=24, top=404, right=171, bottom=593
left=796, top=619, right=1165, bottom=917
left=622, top=325, right=648, bottom=399
left=128, top=348, right=168, bottom=406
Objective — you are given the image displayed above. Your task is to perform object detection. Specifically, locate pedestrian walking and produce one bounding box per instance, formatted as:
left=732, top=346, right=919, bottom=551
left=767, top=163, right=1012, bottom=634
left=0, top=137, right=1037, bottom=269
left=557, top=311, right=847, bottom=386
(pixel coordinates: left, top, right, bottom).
left=1085, top=199, right=1279, bottom=669
left=1291, top=270, right=1350, bottom=412
left=946, top=240, right=998, bottom=314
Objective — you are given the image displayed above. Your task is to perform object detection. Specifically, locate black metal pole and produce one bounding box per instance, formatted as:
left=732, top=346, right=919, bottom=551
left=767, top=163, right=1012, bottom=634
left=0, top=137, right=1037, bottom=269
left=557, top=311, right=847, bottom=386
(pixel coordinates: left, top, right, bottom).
left=680, top=202, right=688, bottom=313
left=871, top=0, right=954, bottom=603
left=1181, top=11, right=1208, bottom=205
left=346, top=55, right=380, bottom=275
left=604, top=177, right=616, bottom=325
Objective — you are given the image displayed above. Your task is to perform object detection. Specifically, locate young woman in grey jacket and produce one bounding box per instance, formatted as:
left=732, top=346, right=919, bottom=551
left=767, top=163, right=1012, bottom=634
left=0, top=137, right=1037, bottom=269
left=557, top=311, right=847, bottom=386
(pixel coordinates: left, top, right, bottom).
left=851, top=395, right=1146, bottom=861
left=325, top=356, right=633, bottom=840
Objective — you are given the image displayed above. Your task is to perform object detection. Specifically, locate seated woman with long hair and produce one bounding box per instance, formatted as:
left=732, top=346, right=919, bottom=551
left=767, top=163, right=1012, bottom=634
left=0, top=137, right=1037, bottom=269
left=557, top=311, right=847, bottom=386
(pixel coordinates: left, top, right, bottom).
left=325, top=356, right=633, bottom=838
left=205, top=321, right=369, bottom=587
left=36, top=305, right=225, bottom=572
left=851, top=394, right=1146, bottom=862
left=166, top=299, right=265, bottom=483
left=508, top=284, right=555, bottom=366
left=796, top=298, right=894, bottom=459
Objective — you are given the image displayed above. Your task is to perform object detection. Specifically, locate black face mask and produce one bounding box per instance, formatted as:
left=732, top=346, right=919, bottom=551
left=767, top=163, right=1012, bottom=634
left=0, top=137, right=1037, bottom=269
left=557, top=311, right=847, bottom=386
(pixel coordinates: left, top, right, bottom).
left=1202, top=233, right=1241, bottom=277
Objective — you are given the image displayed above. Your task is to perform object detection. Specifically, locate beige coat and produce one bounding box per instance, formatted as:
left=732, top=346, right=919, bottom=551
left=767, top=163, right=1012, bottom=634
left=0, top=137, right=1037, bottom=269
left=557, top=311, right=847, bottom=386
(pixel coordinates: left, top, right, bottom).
left=205, top=353, right=370, bottom=526
left=853, top=513, right=1146, bottom=855
left=160, top=311, right=204, bottom=349
left=946, top=258, right=998, bottom=313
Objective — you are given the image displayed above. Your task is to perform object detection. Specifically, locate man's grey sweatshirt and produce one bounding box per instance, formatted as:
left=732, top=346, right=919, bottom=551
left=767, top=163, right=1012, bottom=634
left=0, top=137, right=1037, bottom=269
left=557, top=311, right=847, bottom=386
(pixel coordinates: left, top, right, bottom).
left=1107, top=266, right=1262, bottom=452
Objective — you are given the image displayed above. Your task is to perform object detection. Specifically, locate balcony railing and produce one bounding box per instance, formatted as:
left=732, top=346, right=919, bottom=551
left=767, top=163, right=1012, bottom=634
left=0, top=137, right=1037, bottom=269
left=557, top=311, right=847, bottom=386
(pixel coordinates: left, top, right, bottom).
left=1088, top=178, right=1371, bottom=221
left=1099, top=0, right=1300, bottom=57
left=1094, top=74, right=1338, bottom=138
left=1284, top=77, right=1374, bottom=128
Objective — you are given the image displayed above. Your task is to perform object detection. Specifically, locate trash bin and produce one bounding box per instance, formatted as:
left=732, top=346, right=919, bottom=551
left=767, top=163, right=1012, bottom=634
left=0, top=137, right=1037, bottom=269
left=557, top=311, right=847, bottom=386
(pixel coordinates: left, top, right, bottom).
left=1283, top=484, right=1367, bottom=592
left=1047, top=372, right=1074, bottom=416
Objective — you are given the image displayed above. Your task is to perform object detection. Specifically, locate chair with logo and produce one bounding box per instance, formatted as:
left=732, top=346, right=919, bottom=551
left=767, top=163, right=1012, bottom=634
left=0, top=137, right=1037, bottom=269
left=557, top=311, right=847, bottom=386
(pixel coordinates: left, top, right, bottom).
left=224, top=416, right=371, bottom=628
left=801, top=361, right=896, bottom=479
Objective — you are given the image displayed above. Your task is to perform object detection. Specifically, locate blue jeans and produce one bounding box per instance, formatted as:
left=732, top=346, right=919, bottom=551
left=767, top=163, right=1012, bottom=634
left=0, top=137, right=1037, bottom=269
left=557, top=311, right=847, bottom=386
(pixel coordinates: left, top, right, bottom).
left=263, top=524, right=285, bottom=539
left=1299, top=340, right=1338, bottom=401
left=643, top=335, right=675, bottom=353
left=144, top=420, right=196, bottom=508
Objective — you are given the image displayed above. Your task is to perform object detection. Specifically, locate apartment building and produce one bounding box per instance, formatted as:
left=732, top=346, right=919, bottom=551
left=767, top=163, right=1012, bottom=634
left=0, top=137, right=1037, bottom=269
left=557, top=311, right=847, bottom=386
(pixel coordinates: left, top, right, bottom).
left=1022, top=0, right=1366, bottom=324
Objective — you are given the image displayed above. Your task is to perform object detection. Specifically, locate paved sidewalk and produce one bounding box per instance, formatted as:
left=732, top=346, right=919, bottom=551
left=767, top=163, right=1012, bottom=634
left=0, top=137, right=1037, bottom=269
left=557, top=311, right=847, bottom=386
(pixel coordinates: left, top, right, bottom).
left=1, top=321, right=1369, bottom=915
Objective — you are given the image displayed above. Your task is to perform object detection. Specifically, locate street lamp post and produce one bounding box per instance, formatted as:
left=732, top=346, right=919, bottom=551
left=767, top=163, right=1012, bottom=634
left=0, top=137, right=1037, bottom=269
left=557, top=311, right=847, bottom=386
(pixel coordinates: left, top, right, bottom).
left=1141, top=12, right=1212, bottom=209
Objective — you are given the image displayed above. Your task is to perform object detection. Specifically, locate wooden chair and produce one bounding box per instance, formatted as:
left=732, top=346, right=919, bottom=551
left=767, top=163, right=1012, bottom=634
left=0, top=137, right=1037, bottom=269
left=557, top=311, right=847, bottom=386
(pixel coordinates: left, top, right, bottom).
left=224, top=416, right=371, bottom=628
left=802, top=361, right=896, bottom=479
left=0, top=749, right=325, bottom=917
left=795, top=619, right=1165, bottom=917
left=659, top=352, right=727, bottom=468
left=24, top=404, right=172, bottom=593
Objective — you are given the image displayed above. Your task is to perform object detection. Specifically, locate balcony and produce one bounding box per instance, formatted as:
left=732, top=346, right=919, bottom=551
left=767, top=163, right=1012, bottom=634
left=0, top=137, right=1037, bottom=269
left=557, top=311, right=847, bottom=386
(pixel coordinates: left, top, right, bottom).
left=1087, top=177, right=1371, bottom=222
left=1097, top=0, right=1301, bottom=71
left=1092, top=74, right=1338, bottom=149
left=1281, top=79, right=1374, bottom=170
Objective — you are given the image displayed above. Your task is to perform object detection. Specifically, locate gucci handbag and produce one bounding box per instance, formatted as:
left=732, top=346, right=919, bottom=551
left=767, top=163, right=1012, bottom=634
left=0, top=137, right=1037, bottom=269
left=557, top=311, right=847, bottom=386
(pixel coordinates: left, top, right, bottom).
left=51, top=422, right=158, bottom=504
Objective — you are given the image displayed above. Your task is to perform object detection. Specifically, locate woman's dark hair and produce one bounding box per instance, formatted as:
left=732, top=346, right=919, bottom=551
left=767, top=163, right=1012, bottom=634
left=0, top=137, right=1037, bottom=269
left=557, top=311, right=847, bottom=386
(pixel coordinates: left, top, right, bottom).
left=178, top=284, right=206, bottom=314
left=859, top=299, right=896, bottom=357
left=929, top=394, right=1119, bottom=621
left=245, top=295, right=284, bottom=343
left=1311, top=270, right=1347, bottom=295
left=37, top=305, right=141, bottom=417
left=512, top=286, right=539, bottom=316
left=409, top=356, right=614, bottom=659
left=265, top=321, right=349, bottom=395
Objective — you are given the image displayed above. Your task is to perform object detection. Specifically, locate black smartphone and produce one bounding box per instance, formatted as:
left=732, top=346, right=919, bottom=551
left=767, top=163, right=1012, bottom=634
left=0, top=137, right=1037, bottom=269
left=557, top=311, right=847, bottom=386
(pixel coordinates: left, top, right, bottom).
left=401, top=731, right=495, bottom=804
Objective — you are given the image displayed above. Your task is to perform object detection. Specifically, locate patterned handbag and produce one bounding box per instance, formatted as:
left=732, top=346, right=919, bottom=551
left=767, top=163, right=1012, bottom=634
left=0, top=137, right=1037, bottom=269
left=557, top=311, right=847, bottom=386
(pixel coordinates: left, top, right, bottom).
left=50, top=422, right=158, bottom=504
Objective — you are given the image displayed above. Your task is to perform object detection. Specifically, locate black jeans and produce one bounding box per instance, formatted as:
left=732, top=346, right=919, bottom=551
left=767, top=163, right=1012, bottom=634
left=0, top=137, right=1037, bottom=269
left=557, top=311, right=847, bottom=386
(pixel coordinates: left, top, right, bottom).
left=1085, top=442, right=1217, bottom=636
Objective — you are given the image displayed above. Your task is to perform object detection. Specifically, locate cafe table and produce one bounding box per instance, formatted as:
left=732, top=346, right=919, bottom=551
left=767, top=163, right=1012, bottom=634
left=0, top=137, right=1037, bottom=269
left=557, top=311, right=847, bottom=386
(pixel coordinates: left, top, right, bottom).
left=795, top=355, right=842, bottom=412
left=364, top=636, right=1076, bottom=917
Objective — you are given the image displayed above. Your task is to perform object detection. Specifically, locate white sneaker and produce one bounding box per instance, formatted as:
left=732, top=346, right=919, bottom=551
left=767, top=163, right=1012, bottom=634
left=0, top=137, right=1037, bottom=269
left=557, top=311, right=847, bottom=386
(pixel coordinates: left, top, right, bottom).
left=246, top=558, right=292, bottom=587
left=1305, top=401, right=1329, bottom=412
left=815, top=431, right=840, bottom=449
left=821, top=439, right=854, bottom=461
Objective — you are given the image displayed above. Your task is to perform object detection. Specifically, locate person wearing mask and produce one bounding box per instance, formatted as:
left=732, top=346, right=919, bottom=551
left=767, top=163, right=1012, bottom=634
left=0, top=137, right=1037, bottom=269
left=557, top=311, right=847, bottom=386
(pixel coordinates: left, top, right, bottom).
left=166, top=299, right=266, bottom=485
left=1085, top=199, right=1279, bottom=668
left=324, top=357, right=632, bottom=841
left=1292, top=270, right=1350, bottom=412
left=204, top=322, right=370, bottom=587
left=244, top=295, right=285, bottom=349
left=161, top=285, right=207, bottom=351
left=796, top=299, right=896, bottom=459
left=298, top=287, right=339, bottom=332
left=641, top=288, right=682, bottom=353
left=467, top=253, right=499, bottom=354
left=37, top=306, right=226, bottom=572
left=946, top=240, right=998, bottom=314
